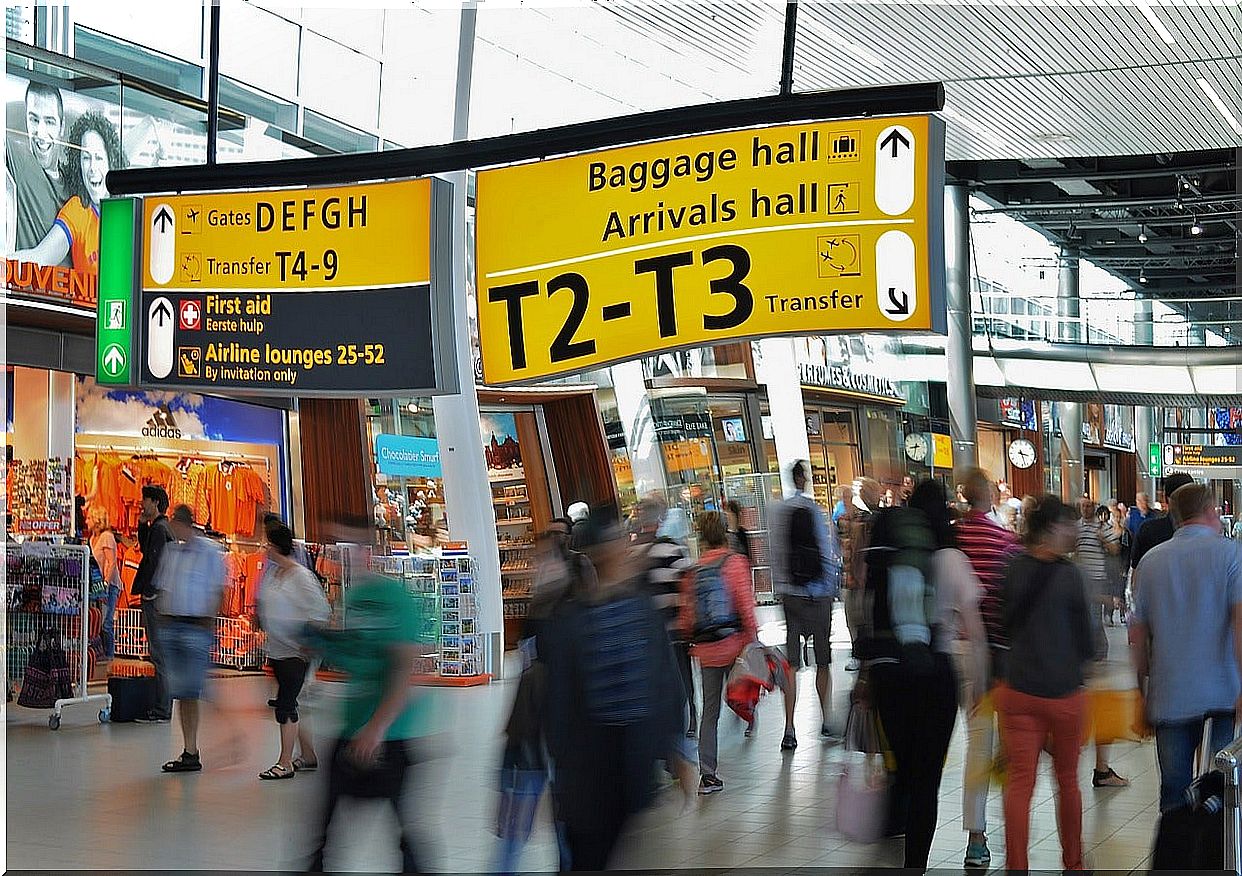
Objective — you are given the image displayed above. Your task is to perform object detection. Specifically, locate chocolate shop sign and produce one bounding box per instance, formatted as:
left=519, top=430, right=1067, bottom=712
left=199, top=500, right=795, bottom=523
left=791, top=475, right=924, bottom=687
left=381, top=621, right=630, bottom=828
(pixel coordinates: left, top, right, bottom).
left=799, top=362, right=904, bottom=402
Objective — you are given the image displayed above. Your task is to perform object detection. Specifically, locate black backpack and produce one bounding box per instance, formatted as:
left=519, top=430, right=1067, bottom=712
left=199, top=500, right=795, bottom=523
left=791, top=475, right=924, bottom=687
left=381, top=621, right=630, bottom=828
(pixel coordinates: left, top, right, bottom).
left=789, top=505, right=824, bottom=588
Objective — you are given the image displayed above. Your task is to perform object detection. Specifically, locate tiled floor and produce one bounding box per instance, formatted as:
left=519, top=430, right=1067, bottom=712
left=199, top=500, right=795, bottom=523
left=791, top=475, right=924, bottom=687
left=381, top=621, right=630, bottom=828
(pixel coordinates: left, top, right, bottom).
left=6, top=612, right=1161, bottom=872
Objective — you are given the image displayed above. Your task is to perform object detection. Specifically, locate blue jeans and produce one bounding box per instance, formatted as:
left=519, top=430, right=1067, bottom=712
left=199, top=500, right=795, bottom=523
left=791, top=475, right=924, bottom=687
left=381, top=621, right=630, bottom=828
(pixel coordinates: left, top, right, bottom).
left=101, top=585, right=121, bottom=659
left=1155, top=713, right=1236, bottom=812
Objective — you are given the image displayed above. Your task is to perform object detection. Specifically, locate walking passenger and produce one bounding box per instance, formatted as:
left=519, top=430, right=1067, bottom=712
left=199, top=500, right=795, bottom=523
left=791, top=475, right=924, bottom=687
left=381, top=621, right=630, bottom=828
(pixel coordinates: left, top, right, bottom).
left=679, top=511, right=757, bottom=794
left=538, top=510, right=680, bottom=870
left=308, top=513, right=432, bottom=873
left=841, top=478, right=880, bottom=671
left=87, top=506, right=123, bottom=661
left=1131, top=482, right=1242, bottom=812
left=134, top=484, right=175, bottom=723
left=256, top=520, right=330, bottom=781
left=953, top=467, right=1020, bottom=869
left=155, top=505, right=226, bottom=773
left=866, top=480, right=987, bottom=871
left=996, top=496, right=1095, bottom=872
left=1074, top=498, right=1129, bottom=789
left=1129, top=473, right=1195, bottom=585
left=771, top=460, right=842, bottom=751
left=631, top=495, right=694, bottom=735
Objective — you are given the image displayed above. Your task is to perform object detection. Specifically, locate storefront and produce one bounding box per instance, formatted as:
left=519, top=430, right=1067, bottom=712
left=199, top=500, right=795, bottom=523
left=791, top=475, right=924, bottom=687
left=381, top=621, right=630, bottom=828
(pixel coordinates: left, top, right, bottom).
left=796, top=336, right=906, bottom=507
left=367, top=388, right=615, bottom=649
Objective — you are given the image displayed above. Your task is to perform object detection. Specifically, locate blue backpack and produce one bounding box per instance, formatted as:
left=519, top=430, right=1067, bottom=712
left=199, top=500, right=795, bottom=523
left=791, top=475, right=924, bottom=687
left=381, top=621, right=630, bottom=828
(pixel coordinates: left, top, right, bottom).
left=691, top=557, right=741, bottom=643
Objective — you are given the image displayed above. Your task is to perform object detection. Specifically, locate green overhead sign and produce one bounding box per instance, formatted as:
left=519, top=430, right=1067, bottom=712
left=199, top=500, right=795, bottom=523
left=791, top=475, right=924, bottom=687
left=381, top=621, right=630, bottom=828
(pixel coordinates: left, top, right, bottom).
left=1148, top=442, right=1162, bottom=479
left=97, top=197, right=138, bottom=385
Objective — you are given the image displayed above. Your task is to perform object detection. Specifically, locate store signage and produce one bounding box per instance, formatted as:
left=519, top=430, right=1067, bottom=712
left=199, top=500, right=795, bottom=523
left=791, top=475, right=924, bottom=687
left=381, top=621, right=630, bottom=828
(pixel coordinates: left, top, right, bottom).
left=98, top=179, right=459, bottom=397
left=1163, top=443, right=1242, bottom=479
left=932, top=433, right=953, bottom=470
left=999, top=397, right=1037, bottom=432
left=798, top=362, right=903, bottom=402
left=375, top=434, right=443, bottom=479
left=476, top=116, right=947, bottom=384
left=654, top=412, right=712, bottom=440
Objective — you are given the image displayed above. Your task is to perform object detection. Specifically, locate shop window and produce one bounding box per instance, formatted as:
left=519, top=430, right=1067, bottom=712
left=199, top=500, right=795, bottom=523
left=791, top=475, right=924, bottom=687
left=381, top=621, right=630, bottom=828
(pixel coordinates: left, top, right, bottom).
left=369, top=399, right=448, bottom=555
left=73, top=26, right=202, bottom=95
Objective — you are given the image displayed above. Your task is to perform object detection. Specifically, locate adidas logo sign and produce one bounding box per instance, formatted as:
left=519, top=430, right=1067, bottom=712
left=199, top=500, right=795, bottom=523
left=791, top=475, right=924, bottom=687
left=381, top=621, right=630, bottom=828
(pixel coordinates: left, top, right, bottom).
left=141, top=406, right=182, bottom=439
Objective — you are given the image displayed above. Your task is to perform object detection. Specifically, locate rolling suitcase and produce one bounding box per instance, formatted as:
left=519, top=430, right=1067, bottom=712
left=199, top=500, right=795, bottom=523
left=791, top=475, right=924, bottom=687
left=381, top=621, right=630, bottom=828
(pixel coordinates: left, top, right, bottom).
left=107, top=674, right=156, bottom=723
left=1152, top=769, right=1224, bottom=870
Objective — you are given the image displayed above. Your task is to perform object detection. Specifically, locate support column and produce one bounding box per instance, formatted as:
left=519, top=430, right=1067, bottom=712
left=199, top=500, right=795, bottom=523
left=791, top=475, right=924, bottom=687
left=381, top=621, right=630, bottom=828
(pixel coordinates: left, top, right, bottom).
left=756, top=337, right=811, bottom=496
left=610, top=360, right=668, bottom=499
left=1135, top=296, right=1154, bottom=346
left=1059, top=401, right=1084, bottom=501
left=1057, top=245, right=1081, bottom=343
left=944, top=182, right=978, bottom=471
left=1134, top=405, right=1155, bottom=500
left=431, top=1, right=505, bottom=674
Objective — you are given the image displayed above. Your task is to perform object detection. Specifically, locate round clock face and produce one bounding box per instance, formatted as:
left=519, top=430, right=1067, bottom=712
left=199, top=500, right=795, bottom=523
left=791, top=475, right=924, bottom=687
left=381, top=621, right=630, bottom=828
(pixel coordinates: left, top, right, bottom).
left=1009, top=438, right=1037, bottom=469
left=904, top=432, right=929, bottom=462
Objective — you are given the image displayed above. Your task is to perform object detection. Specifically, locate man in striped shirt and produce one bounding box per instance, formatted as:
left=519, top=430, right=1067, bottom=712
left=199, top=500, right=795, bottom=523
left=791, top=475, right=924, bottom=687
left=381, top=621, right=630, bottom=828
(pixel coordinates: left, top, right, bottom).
left=954, top=468, right=1020, bottom=869
left=632, top=495, right=696, bottom=734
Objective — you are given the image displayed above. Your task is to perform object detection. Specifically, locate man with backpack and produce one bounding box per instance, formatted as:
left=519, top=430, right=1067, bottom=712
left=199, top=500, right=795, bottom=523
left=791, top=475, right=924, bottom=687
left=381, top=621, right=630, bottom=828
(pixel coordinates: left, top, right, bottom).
left=771, top=460, right=842, bottom=751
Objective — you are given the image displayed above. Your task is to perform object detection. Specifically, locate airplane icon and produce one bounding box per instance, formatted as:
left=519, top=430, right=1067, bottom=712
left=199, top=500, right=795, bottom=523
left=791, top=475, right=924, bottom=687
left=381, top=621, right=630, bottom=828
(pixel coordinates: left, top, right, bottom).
left=180, top=204, right=202, bottom=234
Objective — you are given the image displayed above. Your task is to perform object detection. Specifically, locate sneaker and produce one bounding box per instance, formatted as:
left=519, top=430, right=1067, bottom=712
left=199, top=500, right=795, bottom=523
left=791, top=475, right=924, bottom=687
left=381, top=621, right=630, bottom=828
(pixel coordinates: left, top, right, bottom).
left=135, top=712, right=171, bottom=724
left=846, top=658, right=861, bottom=671
left=780, top=733, right=798, bottom=751
left=1093, top=767, right=1131, bottom=788
left=964, top=840, right=991, bottom=869
left=698, top=774, right=724, bottom=795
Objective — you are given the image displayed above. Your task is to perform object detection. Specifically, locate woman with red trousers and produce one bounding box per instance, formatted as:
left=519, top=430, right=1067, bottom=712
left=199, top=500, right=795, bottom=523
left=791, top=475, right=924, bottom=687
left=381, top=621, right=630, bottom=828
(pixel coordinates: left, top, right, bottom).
left=996, top=495, right=1096, bottom=871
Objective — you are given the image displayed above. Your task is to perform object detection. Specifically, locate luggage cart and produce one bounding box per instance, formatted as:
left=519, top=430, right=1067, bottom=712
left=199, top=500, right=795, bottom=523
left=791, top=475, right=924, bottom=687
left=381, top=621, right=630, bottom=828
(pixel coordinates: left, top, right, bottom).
left=1216, top=737, right=1242, bottom=875
left=6, top=542, right=112, bottom=729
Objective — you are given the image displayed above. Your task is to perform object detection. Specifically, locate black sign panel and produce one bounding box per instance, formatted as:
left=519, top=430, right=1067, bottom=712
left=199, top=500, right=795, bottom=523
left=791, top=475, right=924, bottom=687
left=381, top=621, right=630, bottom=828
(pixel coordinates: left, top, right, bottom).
left=138, top=286, right=435, bottom=394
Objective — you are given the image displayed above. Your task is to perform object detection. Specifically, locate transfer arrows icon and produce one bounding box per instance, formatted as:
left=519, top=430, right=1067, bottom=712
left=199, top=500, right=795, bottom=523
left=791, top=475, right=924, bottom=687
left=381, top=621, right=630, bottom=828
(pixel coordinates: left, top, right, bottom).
left=153, top=206, right=174, bottom=233
left=886, top=286, right=910, bottom=315
left=880, top=128, right=911, bottom=157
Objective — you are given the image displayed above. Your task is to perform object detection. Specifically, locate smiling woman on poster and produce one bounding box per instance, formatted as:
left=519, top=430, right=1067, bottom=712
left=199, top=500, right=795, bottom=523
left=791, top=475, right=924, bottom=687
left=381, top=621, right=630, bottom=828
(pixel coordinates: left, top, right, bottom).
left=13, top=109, right=123, bottom=273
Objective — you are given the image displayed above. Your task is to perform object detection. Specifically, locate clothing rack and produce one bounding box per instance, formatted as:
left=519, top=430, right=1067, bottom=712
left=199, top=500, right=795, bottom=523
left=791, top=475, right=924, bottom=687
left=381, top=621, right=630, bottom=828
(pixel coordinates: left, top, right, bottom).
left=6, top=543, right=113, bottom=728
left=74, top=443, right=271, bottom=466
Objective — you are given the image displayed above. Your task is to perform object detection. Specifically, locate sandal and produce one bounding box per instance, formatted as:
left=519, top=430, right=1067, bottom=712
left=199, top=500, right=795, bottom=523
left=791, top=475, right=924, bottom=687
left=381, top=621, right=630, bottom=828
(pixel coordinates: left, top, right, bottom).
left=162, top=751, right=202, bottom=773
left=292, top=757, right=318, bottom=772
left=259, top=764, right=295, bottom=781
left=1093, top=767, right=1130, bottom=788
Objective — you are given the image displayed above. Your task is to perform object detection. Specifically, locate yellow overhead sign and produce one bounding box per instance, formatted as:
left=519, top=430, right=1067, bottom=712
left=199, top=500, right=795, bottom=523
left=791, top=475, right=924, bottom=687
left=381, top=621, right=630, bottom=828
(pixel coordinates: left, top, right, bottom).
left=476, top=115, right=946, bottom=385
left=141, top=179, right=430, bottom=291
left=933, top=433, right=954, bottom=470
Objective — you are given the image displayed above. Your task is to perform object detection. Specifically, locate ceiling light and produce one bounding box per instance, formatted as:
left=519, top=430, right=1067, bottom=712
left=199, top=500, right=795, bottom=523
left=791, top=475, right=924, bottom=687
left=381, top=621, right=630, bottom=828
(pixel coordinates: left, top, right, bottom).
left=1226, top=326, right=1232, bottom=334
left=407, top=401, right=419, bottom=414
left=1138, top=227, right=1149, bottom=244
left=1197, top=78, right=1242, bottom=135
left=1139, top=269, right=1148, bottom=284
left=1135, top=2, right=1176, bottom=44
left=1191, top=217, right=1204, bottom=235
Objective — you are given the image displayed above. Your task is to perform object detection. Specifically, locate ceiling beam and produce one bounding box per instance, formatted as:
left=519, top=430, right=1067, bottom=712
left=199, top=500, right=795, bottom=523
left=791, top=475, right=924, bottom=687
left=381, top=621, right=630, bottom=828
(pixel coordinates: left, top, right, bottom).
left=977, top=192, right=1239, bottom=213
left=949, top=160, right=1235, bottom=186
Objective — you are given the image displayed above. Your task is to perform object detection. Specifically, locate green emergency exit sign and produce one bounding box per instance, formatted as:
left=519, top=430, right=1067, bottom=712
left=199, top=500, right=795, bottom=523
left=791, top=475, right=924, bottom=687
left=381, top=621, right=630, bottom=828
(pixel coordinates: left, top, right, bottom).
left=97, top=197, right=137, bottom=385
left=1148, top=442, right=1162, bottom=479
